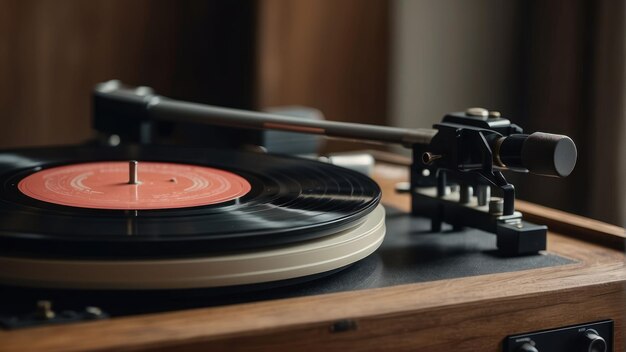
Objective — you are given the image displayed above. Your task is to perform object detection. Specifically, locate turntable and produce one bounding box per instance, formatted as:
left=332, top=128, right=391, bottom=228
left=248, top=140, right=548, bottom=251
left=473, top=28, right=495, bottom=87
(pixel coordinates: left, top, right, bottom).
left=0, top=81, right=623, bottom=352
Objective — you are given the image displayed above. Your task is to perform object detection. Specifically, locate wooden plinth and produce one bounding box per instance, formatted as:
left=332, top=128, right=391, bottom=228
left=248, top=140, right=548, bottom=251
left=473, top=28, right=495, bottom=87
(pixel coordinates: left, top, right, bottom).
left=1, top=164, right=624, bottom=352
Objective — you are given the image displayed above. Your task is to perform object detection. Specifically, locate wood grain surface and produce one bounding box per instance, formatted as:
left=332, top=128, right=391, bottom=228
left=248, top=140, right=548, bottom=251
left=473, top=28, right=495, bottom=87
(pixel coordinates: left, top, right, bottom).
left=0, top=163, right=624, bottom=352
left=0, top=0, right=256, bottom=149
left=0, top=0, right=389, bottom=153
left=256, top=0, right=389, bottom=152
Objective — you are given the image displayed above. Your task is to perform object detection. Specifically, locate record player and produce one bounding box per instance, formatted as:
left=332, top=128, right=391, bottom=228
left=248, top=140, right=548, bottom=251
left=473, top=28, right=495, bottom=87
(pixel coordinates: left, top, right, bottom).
left=0, top=81, right=624, bottom=352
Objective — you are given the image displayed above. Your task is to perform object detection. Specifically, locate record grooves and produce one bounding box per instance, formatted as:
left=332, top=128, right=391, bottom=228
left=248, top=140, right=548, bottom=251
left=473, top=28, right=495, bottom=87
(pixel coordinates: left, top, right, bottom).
left=0, top=145, right=381, bottom=260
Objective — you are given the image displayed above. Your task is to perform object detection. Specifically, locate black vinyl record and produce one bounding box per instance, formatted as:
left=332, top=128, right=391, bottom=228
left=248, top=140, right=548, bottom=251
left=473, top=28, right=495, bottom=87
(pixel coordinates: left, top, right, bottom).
left=0, top=145, right=380, bottom=259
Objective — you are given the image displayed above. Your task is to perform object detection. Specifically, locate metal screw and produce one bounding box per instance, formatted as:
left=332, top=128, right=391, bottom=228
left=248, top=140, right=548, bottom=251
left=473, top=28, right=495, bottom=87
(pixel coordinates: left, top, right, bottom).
left=108, top=134, right=121, bottom=146
left=422, top=152, right=442, bottom=165
left=36, top=300, right=55, bottom=320
left=465, top=107, right=488, bottom=118
left=134, top=86, right=154, bottom=96
left=476, top=185, right=491, bottom=206
left=394, top=181, right=411, bottom=194
left=488, top=110, right=501, bottom=118
left=85, top=306, right=103, bottom=318
left=488, top=197, right=504, bottom=215
left=459, top=184, right=472, bottom=204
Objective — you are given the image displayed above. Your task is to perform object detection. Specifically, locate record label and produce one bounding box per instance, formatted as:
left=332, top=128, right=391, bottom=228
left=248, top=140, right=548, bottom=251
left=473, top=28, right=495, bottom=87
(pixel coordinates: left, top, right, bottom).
left=17, top=161, right=251, bottom=210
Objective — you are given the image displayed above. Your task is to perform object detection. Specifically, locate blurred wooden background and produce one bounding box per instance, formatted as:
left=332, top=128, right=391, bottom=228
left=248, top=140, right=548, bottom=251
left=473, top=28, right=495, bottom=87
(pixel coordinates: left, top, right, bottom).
left=257, top=0, right=388, bottom=128
left=0, top=0, right=388, bottom=149
left=0, top=0, right=259, bottom=147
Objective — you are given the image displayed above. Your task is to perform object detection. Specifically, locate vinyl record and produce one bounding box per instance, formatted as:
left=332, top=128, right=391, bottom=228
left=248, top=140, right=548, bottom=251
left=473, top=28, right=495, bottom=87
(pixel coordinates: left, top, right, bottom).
left=0, top=145, right=381, bottom=259
left=0, top=205, right=386, bottom=289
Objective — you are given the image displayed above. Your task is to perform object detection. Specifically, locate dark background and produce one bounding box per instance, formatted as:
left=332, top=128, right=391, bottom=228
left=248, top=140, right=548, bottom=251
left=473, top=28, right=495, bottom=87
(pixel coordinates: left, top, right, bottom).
left=0, top=0, right=623, bottom=226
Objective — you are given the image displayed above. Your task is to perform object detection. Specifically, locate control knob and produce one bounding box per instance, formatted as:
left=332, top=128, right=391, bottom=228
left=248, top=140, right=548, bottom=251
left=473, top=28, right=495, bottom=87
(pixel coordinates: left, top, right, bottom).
left=582, top=329, right=607, bottom=352
left=517, top=342, right=539, bottom=352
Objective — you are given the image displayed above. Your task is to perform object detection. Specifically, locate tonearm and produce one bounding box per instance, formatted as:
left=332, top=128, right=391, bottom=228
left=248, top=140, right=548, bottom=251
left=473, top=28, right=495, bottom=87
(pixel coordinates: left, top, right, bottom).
left=93, top=80, right=577, bottom=255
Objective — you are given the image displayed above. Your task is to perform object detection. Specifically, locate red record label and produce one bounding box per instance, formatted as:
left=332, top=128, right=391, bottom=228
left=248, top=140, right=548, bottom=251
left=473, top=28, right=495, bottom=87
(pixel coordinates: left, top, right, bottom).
left=17, top=161, right=252, bottom=210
